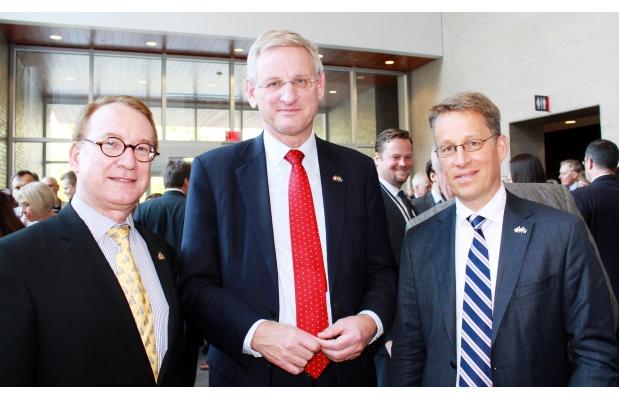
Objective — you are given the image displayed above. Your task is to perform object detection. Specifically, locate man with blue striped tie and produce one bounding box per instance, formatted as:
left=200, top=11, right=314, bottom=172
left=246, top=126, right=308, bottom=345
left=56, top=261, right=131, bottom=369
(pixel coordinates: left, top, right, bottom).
left=391, top=92, right=618, bottom=386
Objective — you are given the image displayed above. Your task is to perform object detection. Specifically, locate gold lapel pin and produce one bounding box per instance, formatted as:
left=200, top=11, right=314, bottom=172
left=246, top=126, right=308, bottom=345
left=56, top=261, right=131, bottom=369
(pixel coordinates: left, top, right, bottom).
left=513, top=226, right=528, bottom=234
left=332, top=175, right=343, bottom=183
left=157, top=251, right=166, bottom=261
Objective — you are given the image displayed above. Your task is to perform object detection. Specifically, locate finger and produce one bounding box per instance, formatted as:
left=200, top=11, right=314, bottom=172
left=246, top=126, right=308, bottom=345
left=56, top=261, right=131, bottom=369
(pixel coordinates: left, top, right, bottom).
left=318, top=322, right=345, bottom=339
left=296, top=330, right=321, bottom=353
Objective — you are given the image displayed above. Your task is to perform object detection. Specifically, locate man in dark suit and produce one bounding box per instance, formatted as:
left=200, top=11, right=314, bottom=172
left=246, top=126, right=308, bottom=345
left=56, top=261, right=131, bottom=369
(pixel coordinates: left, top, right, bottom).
left=0, top=96, right=187, bottom=386
left=134, top=160, right=191, bottom=252
left=372, top=128, right=414, bottom=386
left=572, top=139, right=619, bottom=299
left=180, top=30, right=396, bottom=387
left=391, top=92, right=618, bottom=386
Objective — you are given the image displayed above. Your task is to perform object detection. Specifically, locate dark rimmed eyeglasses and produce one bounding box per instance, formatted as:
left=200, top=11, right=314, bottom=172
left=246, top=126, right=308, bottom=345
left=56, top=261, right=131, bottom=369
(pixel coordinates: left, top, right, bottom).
left=435, top=134, right=499, bottom=158
left=81, top=137, right=159, bottom=163
left=256, top=76, right=319, bottom=92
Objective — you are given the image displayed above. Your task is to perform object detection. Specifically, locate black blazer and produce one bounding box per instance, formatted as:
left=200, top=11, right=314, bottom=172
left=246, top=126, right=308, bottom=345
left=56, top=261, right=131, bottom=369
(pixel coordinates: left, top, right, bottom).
left=380, top=187, right=408, bottom=270
left=391, top=191, right=618, bottom=386
left=180, top=134, right=397, bottom=386
left=0, top=204, right=187, bottom=386
left=572, top=175, right=619, bottom=299
left=134, top=190, right=187, bottom=252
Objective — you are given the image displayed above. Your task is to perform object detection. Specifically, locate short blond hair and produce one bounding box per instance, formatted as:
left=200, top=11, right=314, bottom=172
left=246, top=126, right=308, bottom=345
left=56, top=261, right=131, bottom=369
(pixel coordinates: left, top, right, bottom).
left=246, top=30, right=323, bottom=82
left=15, top=182, right=56, bottom=216
left=429, top=92, right=501, bottom=137
left=73, top=95, right=158, bottom=149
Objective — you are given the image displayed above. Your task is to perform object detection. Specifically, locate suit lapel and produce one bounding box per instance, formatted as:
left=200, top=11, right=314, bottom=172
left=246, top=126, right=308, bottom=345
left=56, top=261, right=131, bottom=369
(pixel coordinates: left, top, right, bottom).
left=235, top=134, right=279, bottom=294
left=135, top=225, right=179, bottom=384
left=57, top=205, right=154, bottom=379
left=316, top=138, right=346, bottom=294
left=433, top=205, right=458, bottom=346
left=492, top=192, right=533, bottom=343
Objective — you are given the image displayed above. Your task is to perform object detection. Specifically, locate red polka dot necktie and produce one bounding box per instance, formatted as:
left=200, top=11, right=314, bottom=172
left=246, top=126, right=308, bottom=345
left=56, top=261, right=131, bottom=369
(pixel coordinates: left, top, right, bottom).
left=284, top=149, right=330, bottom=379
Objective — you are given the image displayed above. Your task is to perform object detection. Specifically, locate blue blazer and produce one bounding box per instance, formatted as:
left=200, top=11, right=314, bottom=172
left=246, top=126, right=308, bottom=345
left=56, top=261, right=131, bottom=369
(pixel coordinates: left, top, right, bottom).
left=134, top=190, right=187, bottom=253
left=180, top=134, right=397, bottom=386
left=391, top=191, right=618, bottom=386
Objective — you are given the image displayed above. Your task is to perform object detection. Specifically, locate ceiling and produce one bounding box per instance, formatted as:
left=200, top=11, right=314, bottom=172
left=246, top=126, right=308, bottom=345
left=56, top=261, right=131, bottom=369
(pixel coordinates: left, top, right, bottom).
left=0, top=22, right=435, bottom=72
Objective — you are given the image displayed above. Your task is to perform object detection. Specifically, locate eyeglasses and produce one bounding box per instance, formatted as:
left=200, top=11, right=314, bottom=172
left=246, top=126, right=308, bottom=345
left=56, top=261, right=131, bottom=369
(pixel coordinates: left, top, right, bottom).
left=256, top=76, right=319, bottom=92
left=435, top=134, right=499, bottom=158
left=81, top=137, right=159, bottom=162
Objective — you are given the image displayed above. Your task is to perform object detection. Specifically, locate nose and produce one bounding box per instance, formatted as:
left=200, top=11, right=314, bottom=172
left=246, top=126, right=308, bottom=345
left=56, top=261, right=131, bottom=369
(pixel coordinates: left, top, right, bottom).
left=279, top=81, right=298, bottom=104
left=454, top=145, right=469, bottom=166
left=116, top=146, right=137, bottom=169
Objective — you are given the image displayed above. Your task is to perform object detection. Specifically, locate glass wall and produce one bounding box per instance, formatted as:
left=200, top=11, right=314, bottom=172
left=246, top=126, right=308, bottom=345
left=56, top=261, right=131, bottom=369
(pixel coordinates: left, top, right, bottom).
left=8, top=46, right=408, bottom=190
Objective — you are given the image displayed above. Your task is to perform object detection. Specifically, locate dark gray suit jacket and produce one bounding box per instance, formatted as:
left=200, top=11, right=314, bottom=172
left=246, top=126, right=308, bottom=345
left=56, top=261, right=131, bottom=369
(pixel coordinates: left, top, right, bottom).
left=391, top=190, right=618, bottom=386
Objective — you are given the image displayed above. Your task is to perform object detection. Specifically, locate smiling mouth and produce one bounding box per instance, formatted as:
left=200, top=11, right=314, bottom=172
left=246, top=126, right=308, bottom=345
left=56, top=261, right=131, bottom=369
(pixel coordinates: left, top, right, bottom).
left=455, top=171, right=477, bottom=181
left=110, top=177, right=136, bottom=183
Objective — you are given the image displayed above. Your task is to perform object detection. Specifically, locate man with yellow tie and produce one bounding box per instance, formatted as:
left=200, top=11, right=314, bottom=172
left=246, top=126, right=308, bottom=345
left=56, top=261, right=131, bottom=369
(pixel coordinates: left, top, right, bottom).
left=0, top=96, right=188, bottom=386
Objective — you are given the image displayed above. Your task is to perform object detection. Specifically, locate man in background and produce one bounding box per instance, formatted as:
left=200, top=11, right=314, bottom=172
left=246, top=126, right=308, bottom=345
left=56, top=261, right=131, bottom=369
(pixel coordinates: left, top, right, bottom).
left=42, top=176, right=64, bottom=214
left=410, top=171, right=431, bottom=199
left=60, top=170, right=77, bottom=201
left=572, top=139, right=619, bottom=299
left=559, top=159, right=588, bottom=191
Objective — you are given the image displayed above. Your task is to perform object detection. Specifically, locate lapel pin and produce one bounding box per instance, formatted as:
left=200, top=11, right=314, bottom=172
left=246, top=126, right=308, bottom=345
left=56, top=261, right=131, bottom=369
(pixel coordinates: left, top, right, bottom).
left=513, top=226, right=528, bottom=234
left=157, top=251, right=166, bottom=261
left=332, top=175, right=343, bottom=183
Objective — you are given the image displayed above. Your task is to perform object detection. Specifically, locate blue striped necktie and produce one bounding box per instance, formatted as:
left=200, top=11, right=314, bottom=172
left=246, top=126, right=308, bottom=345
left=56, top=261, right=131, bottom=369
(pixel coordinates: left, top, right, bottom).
left=458, top=215, right=493, bottom=387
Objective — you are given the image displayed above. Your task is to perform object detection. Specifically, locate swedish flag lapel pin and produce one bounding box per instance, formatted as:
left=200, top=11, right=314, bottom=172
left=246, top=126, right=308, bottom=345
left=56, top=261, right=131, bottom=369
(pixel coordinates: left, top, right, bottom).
left=513, top=226, right=528, bottom=234
left=332, top=175, right=343, bottom=183
left=157, top=251, right=166, bottom=261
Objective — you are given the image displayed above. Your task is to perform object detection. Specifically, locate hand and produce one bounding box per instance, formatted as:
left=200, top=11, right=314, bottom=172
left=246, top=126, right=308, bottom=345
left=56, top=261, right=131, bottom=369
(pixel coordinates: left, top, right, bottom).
left=316, top=315, right=377, bottom=362
left=250, top=320, right=321, bottom=375
left=385, top=340, right=393, bottom=357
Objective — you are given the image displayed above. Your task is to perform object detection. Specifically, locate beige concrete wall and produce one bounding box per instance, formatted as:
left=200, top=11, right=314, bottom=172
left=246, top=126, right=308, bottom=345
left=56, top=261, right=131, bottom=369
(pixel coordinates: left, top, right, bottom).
left=409, top=12, right=619, bottom=175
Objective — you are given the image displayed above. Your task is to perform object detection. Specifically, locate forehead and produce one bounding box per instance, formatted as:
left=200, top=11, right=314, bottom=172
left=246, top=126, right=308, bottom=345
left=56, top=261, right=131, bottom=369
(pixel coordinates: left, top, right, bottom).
left=255, top=46, right=315, bottom=78
left=434, top=111, right=489, bottom=143
left=86, top=103, right=155, bottom=142
left=382, top=138, right=412, bottom=153
left=12, top=174, right=34, bottom=186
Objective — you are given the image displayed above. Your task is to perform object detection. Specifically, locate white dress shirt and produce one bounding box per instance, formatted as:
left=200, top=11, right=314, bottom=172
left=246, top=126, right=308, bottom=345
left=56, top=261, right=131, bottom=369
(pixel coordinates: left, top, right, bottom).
left=379, top=177, right=414, bottom=221
left=243, top=132, right=383, bottom=356
left=454, top=184, right=506, bottom=384
left=72, top=195, right=169, bottom=369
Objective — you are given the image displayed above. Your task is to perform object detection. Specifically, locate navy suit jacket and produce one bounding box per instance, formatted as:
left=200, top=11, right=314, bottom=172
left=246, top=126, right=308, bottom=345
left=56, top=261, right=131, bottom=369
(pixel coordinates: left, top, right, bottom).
left=572, top=175, right=619, bottom=299
left=0, top=204, right=187, bottom=386
left=391, top=191, right=618, bottom=386
left=180, top=134, right=397, bottom=386
left=134, top=190, right=187, bottom=253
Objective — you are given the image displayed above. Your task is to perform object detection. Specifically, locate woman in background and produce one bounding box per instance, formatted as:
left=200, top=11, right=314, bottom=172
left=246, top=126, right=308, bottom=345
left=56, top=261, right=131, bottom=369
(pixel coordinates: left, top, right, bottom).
left=510, top=153, right=547, bottom=183
left=15, top=181, right=56, bottom=225
left=0, top=191, right=24, bottom=237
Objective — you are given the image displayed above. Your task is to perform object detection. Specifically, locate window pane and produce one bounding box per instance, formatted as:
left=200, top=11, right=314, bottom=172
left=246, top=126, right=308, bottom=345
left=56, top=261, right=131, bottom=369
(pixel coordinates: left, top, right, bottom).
left=0, top=140, right=6, bottom=187
left=46, top=104, right=84, bottom=139
left=14, top=142, right=43, bottom=177
left=167, top=59, right=229, bottom=142
left=323, top=70, right=352, bottom=145
left=94, top=55, right=162, bottom=139
left=15, top=51, right=89, bottom=139
left=356, top=73, right=399, bottom=146
left=46, top=142, right=72, bottom=163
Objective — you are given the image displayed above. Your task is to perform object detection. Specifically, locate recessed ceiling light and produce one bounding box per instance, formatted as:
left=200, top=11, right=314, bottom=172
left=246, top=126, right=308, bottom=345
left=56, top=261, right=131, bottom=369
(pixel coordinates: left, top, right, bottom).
left=357, top=75, right=365, bottom=80
left=49, top=34, right=62, bottom=41
left=145, top=41, right=158, bottom=47
left=329, top=90, right=338, bottom=94
left=138, top=80, right=147, bottom=85
left=384, top=60, right=395, bottom=65
left=319, top=54, right=324, bottom=59
left=565, top=120, right=577, bottom=125
left=233, top=48, right=244, bottom=53
left=65, top=77, right=75, bottom=81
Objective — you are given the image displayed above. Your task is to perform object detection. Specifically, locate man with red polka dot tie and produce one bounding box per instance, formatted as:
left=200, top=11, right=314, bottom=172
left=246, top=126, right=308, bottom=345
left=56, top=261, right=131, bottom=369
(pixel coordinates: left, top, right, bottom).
left=181, top=30, right=397, bottom=386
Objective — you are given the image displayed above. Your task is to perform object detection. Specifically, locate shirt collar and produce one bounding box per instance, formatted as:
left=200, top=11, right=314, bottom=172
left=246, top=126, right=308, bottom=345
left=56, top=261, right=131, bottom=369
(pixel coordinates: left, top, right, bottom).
left=263, top=130, right=318, bottom=167
left=455, top=182, right=506, bottom=227
left=72, top=194, right=136, bottom=241
left=430, top=186, right=444, bottom=204
left=379, top=177, right=402, bottom=197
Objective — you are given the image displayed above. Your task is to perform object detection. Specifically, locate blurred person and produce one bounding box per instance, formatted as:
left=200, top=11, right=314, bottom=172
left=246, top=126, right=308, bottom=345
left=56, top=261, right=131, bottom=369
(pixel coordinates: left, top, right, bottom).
left=60, top=170, right=77, bottom=200
left=413, top=150, right=454, bottom=214
left=411, top=171, right=431, bottom=199
left=10, top=170, right=38, bottom=222
left=15, top=181, right=56, bottom=224
left=0, top=191, right=24, bottom=238
left=145, top=192, right=162, bottom=200
left=559, top=159, right=588, bottom=190
left=372, top=128, right=413, bottom=386
left=573, top=139, right=619, bottom=299
left=509, top=153, right=546, bottom=183
left=0, top=96, right=188, bottom=386
left=391, top=91, right=617, bottom=386
left=181, top=30, right=396, bottom=387
left=42, top=176, right=64, bottom=213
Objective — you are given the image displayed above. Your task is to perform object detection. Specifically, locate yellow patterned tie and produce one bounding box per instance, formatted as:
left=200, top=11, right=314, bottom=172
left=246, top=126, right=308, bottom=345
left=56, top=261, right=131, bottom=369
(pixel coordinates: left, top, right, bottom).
left=107, top=225, right=159, bottom=381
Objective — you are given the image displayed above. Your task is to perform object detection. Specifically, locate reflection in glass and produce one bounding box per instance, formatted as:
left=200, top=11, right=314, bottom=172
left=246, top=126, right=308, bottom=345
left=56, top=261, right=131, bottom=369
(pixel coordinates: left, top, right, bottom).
left=14, top=142, right=43, bottom=176
left=46, top=104, right=83, bottom=139
left=323, top=70, right=351, bottom=145
left=356, top=73, right=399, bottom=146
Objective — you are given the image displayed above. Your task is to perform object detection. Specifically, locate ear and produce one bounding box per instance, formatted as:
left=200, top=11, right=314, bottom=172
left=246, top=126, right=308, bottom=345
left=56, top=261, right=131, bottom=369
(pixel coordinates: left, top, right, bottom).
left=69, top=142, right=81, bottom=175
left=373, top=152, right=381, bottom=167
left=496, top=134, right=509, bottom=163
left=246, top=79, right=258, bottom=109
left=316, top=71, right=326, bottom=101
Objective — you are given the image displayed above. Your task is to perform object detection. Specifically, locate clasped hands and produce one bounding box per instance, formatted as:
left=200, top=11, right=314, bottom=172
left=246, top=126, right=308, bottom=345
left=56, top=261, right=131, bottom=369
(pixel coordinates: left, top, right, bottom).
left=250, top=315, right=377, bottom=376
